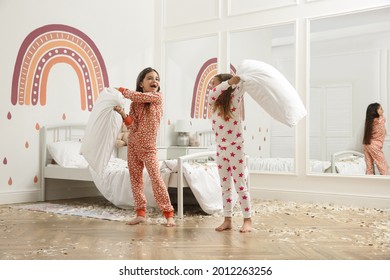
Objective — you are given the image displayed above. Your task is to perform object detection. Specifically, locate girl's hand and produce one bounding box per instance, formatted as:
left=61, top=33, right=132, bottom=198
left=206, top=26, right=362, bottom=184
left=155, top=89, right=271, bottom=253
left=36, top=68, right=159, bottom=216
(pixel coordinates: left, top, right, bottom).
left=113, top=106, right=126, bottom=118
left=228, top=76, right=240, bottom=86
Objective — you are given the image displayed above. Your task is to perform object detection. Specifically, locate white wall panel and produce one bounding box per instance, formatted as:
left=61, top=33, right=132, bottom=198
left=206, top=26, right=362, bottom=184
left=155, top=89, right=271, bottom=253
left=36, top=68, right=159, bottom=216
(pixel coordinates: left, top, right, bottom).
left=164, top=0, right=220, bottom=27
left=228, top=0, right=297, bottom=16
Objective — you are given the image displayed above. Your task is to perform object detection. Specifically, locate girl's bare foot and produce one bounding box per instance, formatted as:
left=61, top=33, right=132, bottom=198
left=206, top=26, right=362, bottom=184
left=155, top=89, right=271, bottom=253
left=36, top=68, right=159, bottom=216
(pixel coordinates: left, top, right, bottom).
left=126, top=216, right=146, bottom=225
left=239, top=218, right=252, bottom=233
left=166, top=217, right=176, bottom=227
left=215, top=217, right=232, bottom=232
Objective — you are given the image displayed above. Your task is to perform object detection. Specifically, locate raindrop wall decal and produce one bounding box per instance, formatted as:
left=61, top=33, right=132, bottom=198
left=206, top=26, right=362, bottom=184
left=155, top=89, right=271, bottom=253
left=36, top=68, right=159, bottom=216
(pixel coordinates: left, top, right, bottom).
left=8, top=177, right=12, bottom=185
left=7, top=112, right=12, bottom=120
left=34, top=176, right=38, bottom=183
left=35, top=123, right=40, bottom=130
left=3, top=157, right=7, bottom=165
left=62, top=113, right=66, bottom=120
left=25, top=141, right=29, bottom=148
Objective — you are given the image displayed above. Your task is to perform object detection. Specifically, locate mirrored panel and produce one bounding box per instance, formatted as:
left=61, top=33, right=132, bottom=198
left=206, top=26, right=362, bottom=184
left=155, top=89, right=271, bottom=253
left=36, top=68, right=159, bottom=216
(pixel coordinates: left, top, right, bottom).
left=230, top=23, right=297, bottom=173
left=164, top=35, right=219, bottom=146
left=309, top=7, right=390, bottom=176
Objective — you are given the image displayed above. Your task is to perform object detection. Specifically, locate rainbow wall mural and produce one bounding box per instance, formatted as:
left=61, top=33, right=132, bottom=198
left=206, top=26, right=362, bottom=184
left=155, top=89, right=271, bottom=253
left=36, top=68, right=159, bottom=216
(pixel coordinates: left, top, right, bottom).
left=11, top=24, right=109, bottom=111
left=191, top=58, right=242, bottom=119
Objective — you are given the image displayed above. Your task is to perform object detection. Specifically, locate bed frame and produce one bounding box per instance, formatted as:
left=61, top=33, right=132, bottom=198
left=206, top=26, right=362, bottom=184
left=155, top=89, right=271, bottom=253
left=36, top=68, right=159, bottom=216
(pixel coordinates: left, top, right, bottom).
left=330, top=150, right=365, bottom=173
left=39, top=124, right=94, bottom=201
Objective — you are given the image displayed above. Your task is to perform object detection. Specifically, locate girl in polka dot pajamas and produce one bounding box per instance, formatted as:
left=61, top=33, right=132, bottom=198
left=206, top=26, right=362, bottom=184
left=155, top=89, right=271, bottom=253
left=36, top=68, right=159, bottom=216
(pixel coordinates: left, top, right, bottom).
left=114, top=67, right=175, bottom=227
left=363, top=103, right=388, bottom=175
left=208, top=73, right=252, bottom=233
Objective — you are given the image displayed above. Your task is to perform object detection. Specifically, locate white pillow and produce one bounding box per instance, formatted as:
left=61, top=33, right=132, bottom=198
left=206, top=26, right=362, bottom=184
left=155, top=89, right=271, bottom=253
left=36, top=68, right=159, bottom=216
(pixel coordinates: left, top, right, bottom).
left=47, top=141, right=88, bottom=168
left=236, top=59, right=307, bottom=127
left=80, top=87, right=124, bottom=175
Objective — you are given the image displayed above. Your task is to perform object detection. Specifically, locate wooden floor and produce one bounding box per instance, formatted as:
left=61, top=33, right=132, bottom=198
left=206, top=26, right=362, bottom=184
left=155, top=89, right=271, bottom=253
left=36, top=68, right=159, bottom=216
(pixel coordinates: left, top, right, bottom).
left=0, top=199, right=389, bottom=260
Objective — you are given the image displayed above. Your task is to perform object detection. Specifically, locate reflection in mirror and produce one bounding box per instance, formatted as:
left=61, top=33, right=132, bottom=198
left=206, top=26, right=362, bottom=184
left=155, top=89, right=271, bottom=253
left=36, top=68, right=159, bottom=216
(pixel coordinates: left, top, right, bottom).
left=309, top=7, right=390, bottom=176
left=230, top=23, right=297, bottom=173
left=164, top=35, right=219, bottom=146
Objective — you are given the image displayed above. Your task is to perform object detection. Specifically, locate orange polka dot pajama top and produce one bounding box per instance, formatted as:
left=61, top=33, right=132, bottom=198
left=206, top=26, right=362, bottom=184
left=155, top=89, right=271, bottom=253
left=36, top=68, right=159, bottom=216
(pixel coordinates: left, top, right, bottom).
left=208, top=81, right=252, bottom=218
left=364, top=116, right=388, bottom=175
left=118, top=88, right=174, bottom=219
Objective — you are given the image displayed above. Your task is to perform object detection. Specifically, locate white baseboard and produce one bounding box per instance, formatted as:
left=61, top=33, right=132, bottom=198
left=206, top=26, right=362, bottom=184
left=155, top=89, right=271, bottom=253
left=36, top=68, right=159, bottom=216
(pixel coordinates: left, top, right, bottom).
left=0, top=190, right=40, bottom=205
left=0, top=180, right=101, bottom=205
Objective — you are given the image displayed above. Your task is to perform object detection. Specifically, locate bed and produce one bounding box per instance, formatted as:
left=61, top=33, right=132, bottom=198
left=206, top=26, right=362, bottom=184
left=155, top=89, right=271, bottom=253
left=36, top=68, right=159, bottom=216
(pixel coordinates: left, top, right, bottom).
left=40, top=124, right=223, bottom=219
left=330, top=150, right=366, bottom=175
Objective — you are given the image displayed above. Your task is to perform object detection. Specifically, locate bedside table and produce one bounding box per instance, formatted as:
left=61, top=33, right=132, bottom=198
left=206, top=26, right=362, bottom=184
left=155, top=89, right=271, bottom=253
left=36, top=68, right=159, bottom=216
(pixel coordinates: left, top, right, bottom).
left=166, top=146, right=209, bottom=159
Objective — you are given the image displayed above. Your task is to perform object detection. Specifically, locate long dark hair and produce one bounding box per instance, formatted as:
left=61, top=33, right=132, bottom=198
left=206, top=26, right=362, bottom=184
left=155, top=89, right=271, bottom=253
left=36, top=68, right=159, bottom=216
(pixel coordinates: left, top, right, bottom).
left=136, top=67, right=160, bottom=92
left=363, top=102, right=381, bottom=145
left=212, top=73, right=235, bottom=120
left=135, top=67, right=160, bottom=112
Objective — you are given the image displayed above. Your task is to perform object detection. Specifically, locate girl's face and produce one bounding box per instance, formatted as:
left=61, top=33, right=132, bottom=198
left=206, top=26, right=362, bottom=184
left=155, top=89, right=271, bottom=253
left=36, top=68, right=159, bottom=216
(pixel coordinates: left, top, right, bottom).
left=211, top=77, right=221, bottom=88
left=140, top=71, right=160, bottom=92
left=378, top=106, right=384, bottom=116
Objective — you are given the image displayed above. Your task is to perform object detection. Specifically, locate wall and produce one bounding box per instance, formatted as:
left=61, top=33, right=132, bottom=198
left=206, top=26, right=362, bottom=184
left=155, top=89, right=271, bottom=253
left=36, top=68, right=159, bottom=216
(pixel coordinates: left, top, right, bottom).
left=161, top=0, right=390, bottom=208
left=0, top=0, right=157, bottom=203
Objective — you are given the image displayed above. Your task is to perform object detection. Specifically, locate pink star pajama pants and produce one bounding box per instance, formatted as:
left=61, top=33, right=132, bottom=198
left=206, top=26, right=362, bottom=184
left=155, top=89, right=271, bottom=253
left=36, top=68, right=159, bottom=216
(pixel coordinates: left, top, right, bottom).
left=216, top=142, right=251, bottom=218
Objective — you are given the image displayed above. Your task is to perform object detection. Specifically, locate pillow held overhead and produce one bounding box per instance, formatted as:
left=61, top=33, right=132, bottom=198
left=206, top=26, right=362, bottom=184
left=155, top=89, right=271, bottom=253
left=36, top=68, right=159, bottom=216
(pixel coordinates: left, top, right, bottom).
left=236, top=59, right=307, bottom=127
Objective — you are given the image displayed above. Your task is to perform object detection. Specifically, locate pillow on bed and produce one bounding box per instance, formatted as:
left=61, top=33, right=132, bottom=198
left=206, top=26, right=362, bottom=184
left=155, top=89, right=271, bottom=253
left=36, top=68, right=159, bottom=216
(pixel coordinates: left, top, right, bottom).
left=236, top=59, right=307, bottom=127
left=47, top=141, right=88, bottom=168
left=335, top=157, right=366, bottom=175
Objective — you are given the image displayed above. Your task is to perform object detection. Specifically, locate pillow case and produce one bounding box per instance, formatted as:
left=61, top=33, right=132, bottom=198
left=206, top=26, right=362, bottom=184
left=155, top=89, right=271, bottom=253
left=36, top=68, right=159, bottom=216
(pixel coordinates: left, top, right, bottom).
left=80, top=87, right=124, bottom=175
left=236, top=59, right=307, bottom=127
left=47, top=141, right=88, bottom=168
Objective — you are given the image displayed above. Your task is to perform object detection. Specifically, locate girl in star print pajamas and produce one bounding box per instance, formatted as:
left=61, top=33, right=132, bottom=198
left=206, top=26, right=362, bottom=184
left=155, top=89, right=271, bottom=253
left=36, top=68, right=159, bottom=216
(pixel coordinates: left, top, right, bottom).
left=114, top=67, right=175, bottom=227
left=208, top=73, right=252, bottom=233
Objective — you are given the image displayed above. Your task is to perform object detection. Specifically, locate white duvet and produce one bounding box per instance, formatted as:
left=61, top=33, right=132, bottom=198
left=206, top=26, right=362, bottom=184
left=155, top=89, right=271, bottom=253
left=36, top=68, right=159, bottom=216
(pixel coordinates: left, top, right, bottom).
left=249, top=157, right=331, bottom=173
left=334, top=157, right=366, bottom=175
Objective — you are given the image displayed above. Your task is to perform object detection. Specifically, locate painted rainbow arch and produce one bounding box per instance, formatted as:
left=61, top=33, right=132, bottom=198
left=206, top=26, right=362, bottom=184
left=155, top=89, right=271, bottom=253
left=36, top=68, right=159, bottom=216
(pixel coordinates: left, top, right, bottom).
left=11, top=24, right=109, bottom=111
left=191, top=58, right=239, bottom=119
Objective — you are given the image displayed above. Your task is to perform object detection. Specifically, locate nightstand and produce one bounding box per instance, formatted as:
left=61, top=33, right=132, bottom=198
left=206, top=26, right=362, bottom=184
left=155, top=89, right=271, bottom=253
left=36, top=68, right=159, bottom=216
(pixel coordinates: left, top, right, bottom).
left=166, top=146, right=209, bottom=159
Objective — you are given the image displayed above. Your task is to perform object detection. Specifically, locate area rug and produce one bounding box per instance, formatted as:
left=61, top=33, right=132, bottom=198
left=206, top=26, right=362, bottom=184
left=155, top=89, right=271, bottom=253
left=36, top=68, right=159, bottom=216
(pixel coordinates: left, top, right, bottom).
left=11, top=196, right=207, bottom=222
left=13, top=197, right=133, bottom=221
